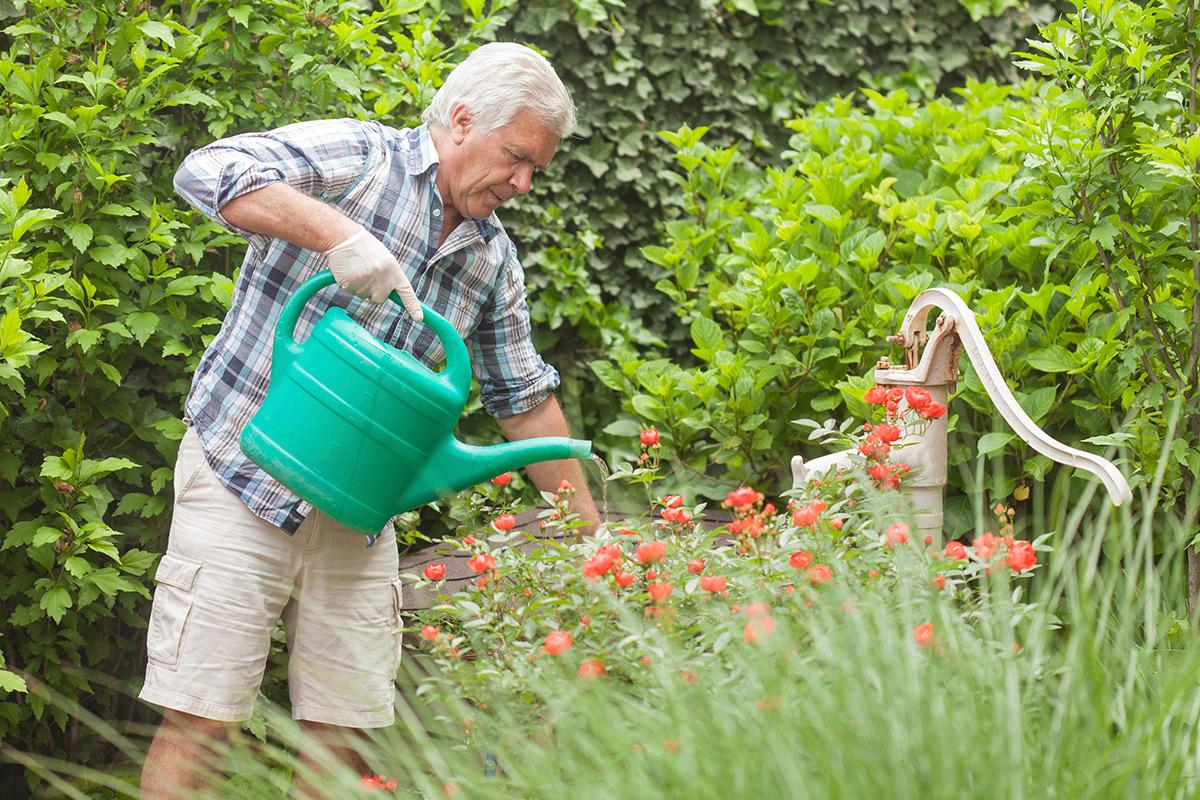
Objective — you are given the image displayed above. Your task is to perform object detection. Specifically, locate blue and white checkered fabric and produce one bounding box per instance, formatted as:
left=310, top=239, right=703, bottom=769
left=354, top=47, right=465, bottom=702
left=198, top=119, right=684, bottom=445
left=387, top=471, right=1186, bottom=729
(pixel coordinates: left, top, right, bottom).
left=174, top=119, right=560, bottom=542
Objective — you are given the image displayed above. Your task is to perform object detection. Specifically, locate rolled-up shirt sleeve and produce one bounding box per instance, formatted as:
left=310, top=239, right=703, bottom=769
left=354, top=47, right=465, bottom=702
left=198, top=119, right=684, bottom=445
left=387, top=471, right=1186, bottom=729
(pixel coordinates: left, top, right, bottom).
left=469, top=243, right=561, bottom=418
left=172, top=118, right=383, bottom=254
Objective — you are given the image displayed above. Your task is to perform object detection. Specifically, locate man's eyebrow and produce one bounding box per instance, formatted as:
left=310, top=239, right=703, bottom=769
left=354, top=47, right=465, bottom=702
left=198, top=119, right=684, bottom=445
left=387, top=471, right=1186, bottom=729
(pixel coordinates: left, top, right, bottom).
left=511, top=146, right=552, bottom=170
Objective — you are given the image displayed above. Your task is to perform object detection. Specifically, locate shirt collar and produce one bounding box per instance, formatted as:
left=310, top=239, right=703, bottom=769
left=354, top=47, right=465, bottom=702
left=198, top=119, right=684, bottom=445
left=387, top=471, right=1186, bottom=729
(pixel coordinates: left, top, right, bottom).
left=405, top=123, right=501, bottom=240
left=405, top=123, right=440, bottom=177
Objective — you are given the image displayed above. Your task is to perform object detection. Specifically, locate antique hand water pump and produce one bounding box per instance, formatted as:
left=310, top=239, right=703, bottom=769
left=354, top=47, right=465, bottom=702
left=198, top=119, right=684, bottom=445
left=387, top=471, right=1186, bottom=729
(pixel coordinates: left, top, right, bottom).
left=791, top=288, right=1132, bottom=541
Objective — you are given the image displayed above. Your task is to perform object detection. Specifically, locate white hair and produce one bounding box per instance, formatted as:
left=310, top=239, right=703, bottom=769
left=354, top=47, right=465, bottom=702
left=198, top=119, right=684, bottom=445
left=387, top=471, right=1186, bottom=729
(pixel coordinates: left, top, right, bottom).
left=422, top=42, right=576, bottom=139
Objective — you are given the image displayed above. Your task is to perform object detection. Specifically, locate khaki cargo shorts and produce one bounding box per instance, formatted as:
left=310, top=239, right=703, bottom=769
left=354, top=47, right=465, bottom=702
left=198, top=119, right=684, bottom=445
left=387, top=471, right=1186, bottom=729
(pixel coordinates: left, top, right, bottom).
left=138, top=427, right=402, bottom=728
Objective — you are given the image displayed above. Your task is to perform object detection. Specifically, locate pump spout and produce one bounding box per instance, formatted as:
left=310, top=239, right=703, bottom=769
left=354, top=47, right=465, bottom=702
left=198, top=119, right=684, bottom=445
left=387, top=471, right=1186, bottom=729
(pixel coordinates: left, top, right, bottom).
left=392, top=434, right=593, bottom=515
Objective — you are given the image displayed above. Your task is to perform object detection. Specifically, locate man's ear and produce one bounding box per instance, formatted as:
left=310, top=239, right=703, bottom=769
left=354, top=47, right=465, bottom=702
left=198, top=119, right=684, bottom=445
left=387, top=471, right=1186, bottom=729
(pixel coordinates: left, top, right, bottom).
left=449, top=103, right=472, bottom=144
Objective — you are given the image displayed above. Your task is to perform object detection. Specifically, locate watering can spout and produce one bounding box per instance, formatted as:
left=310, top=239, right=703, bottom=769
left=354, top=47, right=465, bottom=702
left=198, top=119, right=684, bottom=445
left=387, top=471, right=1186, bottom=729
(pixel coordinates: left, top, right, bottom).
left=392, top=434, right=593, bottom=515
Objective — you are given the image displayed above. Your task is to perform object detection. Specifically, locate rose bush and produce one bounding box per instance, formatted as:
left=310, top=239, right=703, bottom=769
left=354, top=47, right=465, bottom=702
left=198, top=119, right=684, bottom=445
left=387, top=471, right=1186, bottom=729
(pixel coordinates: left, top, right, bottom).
left=409, top=396, right=1046, bottom=711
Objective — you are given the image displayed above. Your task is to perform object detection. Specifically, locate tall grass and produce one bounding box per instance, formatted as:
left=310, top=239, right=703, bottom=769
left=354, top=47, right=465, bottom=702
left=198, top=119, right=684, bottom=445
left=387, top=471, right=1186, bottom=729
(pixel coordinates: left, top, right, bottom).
left=9, top=468, right=1200, bottom=799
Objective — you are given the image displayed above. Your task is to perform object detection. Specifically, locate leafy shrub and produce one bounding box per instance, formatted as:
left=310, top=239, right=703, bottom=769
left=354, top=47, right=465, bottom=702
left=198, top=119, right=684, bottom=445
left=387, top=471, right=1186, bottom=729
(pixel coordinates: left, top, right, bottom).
left=591, top=0, right=1197, bottom=545
left=0, top=0, right=509, bottom=760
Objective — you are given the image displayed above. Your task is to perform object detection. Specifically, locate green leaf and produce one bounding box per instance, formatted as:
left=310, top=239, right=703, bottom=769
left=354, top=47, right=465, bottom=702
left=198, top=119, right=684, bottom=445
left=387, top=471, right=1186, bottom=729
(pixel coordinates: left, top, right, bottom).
left=40, top=587, right=72, bottom=624
left=1026, top=345, right=1075, bottom=373
left=63, top=556, right=91, bottom=578
left=126, top=311, right=159, bottom=345
left=690, top=316, right=724, bottom=354
left=130, top=37, right=148, bottom=72
left=228, top=5, right=252, bottom=26
left=66, top=327, right=102, bottom=353
left=978, top=432, right=1015, bottom=456
left=98, top=362, right=122, bottom=384
left=32, top=527, right=63, bottom=548
left=323, top=66, right=363, bottom=98
left=97, top=203, right=138, bottom=217
left=589, top=360, right=625, bottom=392
left=602, top=418, right=644, bottom=437
left=64, top=222, right=94, bottom=252
left=137, top=19, right=175, bottom=47
left=0, top=670, right=28, bottom=694
left=87, top=567, right=134, bottom=597
left=12, top=208, right=60, bottom=242
left=1017, top=387, right=1056, bottom=423
left=162, top=340, right=192, bottom=357
left=1082, top=432, right=1135, bottom=447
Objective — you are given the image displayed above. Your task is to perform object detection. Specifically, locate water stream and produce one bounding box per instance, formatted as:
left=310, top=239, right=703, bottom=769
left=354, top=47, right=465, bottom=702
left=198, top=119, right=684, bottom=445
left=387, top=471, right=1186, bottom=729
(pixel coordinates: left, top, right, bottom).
left=589, top=452, right=610, bottom=529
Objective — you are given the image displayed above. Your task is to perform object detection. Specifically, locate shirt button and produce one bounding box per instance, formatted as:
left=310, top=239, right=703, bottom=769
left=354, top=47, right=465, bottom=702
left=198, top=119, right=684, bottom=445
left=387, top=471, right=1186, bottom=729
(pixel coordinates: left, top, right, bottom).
left=432, top=208, right=441, bottom=217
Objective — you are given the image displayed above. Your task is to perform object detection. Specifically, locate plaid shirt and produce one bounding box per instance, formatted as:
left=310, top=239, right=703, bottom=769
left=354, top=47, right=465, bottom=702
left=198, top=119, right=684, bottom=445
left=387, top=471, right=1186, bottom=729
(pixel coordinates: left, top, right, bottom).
left=174, top=119, right=560, bottom=540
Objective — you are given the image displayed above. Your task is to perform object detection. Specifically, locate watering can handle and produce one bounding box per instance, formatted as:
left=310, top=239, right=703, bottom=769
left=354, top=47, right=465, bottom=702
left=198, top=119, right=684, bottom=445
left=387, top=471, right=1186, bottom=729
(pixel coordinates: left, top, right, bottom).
left=273, top=270, right=471, bottom=400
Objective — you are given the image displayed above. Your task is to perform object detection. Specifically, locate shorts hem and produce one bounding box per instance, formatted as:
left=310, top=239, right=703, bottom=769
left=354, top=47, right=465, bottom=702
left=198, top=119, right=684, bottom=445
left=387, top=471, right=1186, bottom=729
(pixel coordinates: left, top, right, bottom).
left=291, top=703, right=394, bottom=729
left=138, top=684, right=254, bottom=723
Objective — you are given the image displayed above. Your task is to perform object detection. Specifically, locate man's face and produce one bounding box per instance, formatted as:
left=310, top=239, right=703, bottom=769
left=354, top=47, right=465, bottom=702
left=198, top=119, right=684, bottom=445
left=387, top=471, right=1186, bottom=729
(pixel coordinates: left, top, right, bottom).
left=438, top=106, right=559, bottom=221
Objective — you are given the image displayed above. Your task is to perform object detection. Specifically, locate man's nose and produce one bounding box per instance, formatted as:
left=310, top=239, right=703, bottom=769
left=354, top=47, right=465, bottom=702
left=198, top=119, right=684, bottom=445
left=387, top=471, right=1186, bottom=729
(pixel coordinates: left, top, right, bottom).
left=509, top=164, right=534, bottom=195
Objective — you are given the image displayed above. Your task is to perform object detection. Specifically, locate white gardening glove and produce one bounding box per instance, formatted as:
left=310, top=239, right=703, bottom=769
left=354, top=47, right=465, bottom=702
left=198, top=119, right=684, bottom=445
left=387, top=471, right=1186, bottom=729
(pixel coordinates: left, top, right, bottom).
left=323, top=226, right=423, bottom=321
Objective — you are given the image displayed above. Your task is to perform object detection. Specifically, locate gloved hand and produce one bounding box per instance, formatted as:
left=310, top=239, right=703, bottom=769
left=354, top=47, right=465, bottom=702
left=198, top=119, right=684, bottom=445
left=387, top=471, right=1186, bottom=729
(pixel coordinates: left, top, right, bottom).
left=323, top=226, right=423, bottom=321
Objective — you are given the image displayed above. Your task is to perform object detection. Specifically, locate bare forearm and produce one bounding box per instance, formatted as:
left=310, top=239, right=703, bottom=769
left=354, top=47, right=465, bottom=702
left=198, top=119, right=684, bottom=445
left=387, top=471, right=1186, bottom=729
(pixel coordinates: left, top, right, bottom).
left=220, top=183, right=359, bottom=253
left=496, top=396, right=600, bottom=533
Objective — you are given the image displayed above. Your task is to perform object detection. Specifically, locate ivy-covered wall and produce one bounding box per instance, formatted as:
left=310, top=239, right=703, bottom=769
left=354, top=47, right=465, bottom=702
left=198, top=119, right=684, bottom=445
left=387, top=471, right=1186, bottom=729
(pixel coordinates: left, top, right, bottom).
left=488, top=0, right=1058, bottom=459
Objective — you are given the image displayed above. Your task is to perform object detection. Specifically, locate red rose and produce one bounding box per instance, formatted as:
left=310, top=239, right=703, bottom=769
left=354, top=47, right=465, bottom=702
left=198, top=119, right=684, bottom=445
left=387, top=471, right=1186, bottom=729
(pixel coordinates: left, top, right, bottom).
left=724, top=486, right=763, bottom=509
left=864, top=385, right=889, bottom=405
left=640, top=428, right=660, bottom=446
left=687, top=559, right=705, bottom=574
left=467, top=553, right=496, bottom=573
left=805, top=564, right=832, bottom=585
left=885, top=522, right=910, bottom=546
left=423, top=563, right=446, bottom=581
left=875, top=424, right=901, bottom=444
left=661, top=495, right=684, bottom=509
left=789, top=550, right=814, bottom=570
left=944, top=541, right=968, bottom=560
left=933, top=575, right=947, bottom=590
left=913, top=622, right=934, bottom=648
left=583, top=552, right=615, bottom=579
left=493, top=514, right=517, bottom=531
left=923, top=402, right=947, bottom=419
left=648, top=582, right=673, bottom=603
left=1008, top=540, right=1037, bottom=573
left=973, top=532, right=999, bottom=560
left=490, top=472, right=511, bottom=486
left=543, top=630, right=573, bottom=656
left=636, top=541, right=667, bottom=564
left=904, top=386, right=933, bottom=411
left=698, top=575, right=727, bottom=594
left=614, top=571, right=635, bottom=587
left=662, top=507, right=693, bottom=525
left=578, top=659, right=605, bottom=680
left=420, top=625, right=439, bottom=641
left=791, top=505, right=819, bottom=527
left=744, top=615, right=777, bottom=645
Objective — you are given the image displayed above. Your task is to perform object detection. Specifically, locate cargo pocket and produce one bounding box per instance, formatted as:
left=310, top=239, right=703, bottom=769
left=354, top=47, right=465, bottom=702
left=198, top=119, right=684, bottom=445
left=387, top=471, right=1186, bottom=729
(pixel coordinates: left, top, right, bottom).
left=146, top=553, right=203, bottom=671
left=390, top=577, right=404, bottom=677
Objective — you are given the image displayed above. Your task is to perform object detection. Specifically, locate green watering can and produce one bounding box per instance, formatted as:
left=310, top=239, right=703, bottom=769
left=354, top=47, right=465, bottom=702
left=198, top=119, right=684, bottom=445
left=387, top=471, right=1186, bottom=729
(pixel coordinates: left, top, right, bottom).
left=240, top=270, right=592, bottom=534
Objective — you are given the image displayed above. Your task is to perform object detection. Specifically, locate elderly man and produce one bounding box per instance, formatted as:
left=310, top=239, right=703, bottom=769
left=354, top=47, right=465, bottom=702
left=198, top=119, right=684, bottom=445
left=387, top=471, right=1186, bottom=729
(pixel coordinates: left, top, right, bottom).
left=138, top=43, right=599, bottom=798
